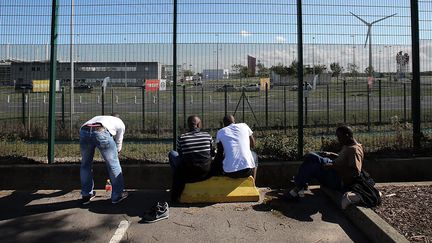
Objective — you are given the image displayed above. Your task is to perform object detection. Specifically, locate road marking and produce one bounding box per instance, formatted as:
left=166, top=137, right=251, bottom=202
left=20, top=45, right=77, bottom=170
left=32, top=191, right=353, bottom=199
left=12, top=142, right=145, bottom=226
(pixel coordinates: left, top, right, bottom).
left=109, top=220, right=130, bottom=243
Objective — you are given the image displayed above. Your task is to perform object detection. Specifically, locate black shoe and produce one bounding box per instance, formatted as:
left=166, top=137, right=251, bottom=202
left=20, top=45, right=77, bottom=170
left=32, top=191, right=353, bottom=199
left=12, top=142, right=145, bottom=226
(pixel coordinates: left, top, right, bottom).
left=141, top=202, right=169, bottom=223
left=81, top=191, right=96, bottom=205
left=112, top=192, right=129, bottom=204
left=280, top=189, right=300, bottom=202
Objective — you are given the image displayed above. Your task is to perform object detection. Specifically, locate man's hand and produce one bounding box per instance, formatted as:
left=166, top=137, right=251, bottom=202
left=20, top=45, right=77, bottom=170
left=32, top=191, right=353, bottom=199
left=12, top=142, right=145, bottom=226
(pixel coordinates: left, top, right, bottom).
left=318, top=151, right=338, bottom=159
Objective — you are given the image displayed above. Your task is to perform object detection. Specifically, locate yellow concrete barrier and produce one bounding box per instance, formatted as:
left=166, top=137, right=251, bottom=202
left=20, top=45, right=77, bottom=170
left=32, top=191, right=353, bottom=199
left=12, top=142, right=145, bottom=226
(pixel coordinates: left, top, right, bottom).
left=179, top=176, right=260, bottom=203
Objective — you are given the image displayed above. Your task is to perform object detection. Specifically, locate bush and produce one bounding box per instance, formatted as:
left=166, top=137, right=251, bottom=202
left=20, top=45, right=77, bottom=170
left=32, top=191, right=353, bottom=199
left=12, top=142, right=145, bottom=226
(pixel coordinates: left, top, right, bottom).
left=255, top=134, right=298, bottom=161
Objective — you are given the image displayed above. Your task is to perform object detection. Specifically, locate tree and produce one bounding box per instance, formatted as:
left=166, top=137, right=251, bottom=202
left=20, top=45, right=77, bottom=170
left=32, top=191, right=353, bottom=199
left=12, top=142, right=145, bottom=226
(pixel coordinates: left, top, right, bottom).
left=270, top=63, right=289, bottom=76
left=232, top=64, right=251, bottom=78
left=330, top=62, right=343, bottom=84
left=312, top=64, right=327, bottom=75
left=257, top=62, right=270, bottom=78
left=183, top=69, right=194, bottom=77
left=347, top=63, right=359, bottom=77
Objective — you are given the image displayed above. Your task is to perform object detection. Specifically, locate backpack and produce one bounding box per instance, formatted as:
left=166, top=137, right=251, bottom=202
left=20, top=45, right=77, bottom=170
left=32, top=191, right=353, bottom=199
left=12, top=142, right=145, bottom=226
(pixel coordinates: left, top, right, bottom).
left=349, top=170, right=382, bottom=207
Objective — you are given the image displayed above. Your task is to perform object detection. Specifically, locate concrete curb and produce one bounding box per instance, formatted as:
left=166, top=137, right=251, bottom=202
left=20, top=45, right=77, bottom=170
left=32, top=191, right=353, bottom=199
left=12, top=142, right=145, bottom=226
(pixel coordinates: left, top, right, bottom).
left=321, top=187, right=409, bottom=243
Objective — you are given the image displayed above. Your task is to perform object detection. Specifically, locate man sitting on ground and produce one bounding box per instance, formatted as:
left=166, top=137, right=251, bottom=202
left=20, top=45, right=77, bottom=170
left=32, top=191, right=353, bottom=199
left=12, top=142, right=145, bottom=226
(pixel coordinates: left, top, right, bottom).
left=213, top=115, right=258, bottom=179
left=168, top=115, right=215, bottom=202
left=283, top=125, right=363, bottom=205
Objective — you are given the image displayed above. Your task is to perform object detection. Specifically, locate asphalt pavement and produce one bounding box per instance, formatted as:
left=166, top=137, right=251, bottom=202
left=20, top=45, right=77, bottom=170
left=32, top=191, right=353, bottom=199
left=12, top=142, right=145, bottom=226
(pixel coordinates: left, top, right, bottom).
left=0, top=187, right=368, bottom=243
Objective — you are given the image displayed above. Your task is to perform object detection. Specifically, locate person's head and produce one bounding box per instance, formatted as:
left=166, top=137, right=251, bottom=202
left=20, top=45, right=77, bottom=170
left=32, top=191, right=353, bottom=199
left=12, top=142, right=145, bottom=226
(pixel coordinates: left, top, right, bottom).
left=223, top=115, right=235, bottom=127
left=336, top=125, right=355, bottom=145
left=187, top=115, right=201, bottom=130
left=111, top=113, right=120, bottom=118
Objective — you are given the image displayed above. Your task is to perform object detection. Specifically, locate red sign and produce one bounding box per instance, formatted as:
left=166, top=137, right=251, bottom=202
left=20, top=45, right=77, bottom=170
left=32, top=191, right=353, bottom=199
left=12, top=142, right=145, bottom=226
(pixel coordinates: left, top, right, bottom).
left=145, top=79, right=160, bottom=92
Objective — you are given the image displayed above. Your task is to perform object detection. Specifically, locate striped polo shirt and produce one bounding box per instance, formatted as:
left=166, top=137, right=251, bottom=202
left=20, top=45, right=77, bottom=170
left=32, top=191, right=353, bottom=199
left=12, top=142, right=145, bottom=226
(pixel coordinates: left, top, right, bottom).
left=177, top=129, right=213, bottom=167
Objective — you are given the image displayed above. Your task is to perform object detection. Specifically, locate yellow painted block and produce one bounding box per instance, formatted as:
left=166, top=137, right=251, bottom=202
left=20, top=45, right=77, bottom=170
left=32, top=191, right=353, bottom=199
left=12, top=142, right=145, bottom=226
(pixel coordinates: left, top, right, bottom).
left=179, top=176, right=260, bottom=203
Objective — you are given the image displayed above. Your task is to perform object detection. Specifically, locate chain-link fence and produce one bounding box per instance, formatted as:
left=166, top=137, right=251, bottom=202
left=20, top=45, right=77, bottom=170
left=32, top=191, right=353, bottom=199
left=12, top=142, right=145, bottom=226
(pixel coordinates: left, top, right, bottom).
left=0, top=0, right=431, bottom=162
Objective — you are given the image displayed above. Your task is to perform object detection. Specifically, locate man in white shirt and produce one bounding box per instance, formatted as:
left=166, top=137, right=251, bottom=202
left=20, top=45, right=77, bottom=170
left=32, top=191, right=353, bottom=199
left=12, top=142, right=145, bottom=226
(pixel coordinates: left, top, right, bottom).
left=79, top=113, right=128, bottom=205
left=213, top=115, right=258, bottom=178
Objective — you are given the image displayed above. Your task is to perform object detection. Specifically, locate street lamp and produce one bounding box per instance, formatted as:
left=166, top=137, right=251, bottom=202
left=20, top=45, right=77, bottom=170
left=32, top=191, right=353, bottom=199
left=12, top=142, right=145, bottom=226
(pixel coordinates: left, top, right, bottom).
left=312, top=36, right=315, bottom=76
left=351, top=35, right=356, bottom=68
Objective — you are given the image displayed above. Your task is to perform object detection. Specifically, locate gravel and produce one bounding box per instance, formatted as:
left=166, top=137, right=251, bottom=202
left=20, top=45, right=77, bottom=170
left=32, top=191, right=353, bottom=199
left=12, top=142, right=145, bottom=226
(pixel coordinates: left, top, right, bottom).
left=373, top=185, right=432, bottom=243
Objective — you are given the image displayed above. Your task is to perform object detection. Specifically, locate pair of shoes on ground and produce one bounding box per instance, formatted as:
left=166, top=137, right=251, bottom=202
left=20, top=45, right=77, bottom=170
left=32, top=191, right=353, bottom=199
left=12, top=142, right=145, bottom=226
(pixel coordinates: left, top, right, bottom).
left=141, top=202, right=169, bottom=223
left=81, top=191, right=129, bottom=205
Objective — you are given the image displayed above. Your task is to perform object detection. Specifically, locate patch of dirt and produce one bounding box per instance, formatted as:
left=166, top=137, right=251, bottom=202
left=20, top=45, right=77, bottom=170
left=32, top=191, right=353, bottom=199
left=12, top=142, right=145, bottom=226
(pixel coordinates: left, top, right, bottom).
left=373, top=185, right=432, bottom=243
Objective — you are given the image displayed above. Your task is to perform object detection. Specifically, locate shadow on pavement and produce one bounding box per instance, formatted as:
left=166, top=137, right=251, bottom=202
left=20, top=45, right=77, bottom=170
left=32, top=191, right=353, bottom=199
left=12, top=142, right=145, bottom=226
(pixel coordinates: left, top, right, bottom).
left=253, top=188, right=365, bottom=242
left=0, top=190, right=73, bottom=221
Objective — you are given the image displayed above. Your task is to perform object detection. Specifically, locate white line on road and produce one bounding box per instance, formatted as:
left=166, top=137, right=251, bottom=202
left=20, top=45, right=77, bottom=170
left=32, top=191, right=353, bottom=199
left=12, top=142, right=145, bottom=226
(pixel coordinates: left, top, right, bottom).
left=109, top=220, right=130, bottom=243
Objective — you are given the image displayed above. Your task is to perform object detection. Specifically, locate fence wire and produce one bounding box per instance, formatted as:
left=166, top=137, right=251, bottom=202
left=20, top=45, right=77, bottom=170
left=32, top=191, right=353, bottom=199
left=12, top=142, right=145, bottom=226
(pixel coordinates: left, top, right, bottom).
left=0, top=0, right=431, bottom=161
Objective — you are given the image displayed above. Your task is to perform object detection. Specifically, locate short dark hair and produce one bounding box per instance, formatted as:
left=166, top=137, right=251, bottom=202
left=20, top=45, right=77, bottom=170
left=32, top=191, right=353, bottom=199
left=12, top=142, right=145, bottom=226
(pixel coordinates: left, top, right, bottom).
left=187, top=115, right=201, bottom=129
left=336, top=125, right=353, bottom=138
left=223, top=115, right=235, bottom=127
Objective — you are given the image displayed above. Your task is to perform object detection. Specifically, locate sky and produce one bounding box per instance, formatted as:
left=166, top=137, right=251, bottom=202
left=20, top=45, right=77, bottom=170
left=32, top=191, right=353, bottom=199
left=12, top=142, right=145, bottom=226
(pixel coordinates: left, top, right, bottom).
left=1, top=0, right=431, bottom=73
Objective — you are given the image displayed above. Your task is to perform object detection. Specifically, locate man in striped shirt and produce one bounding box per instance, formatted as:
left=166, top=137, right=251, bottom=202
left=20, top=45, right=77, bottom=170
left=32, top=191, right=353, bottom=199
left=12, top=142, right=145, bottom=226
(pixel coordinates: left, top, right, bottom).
left=169, top=115, right=215, bottom=202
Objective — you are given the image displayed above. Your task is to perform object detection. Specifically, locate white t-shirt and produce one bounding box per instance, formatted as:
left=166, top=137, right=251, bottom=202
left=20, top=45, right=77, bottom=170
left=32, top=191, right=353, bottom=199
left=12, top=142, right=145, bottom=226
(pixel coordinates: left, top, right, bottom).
left=216, top=123, right=255, bottom=173
left=82, top=116, right=126, bottom=152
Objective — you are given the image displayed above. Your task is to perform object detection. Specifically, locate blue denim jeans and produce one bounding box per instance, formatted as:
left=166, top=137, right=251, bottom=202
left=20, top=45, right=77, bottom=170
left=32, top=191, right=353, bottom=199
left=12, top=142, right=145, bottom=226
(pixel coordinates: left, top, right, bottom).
left=168, top=150, right=181, bottom=171
left=294, top=152, right=343, bottom=191
left=80, top=128, right=124, bottom=202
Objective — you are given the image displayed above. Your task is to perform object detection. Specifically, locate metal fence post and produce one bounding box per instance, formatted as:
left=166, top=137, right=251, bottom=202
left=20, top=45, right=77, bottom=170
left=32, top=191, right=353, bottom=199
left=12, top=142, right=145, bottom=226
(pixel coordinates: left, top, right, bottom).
left=157, top=89, right=160, bottom=138
left=265, top=83, right=268, bottom=128
left=183, top=85, right=186, bottom=129
left=305, top=93, right=308, bottom=126
left=172, top=0, right=178, bottom=150
left=410, top=0, right=421, bottom=148
left=26, top=90, right=31, bottom=137
left=22, top=91, right=26, bottom=127
left=326, top=84, right=330, bottom=132
left=48, top=0, right=59, bottom=164
left=242, top=88, right=245, bottom=122
left=404, top=83, right=407, bottom=122
left=283, top=86, right=287, bottom=134
left=142, top=86, right=145, bottom=131
left=201, top=86, right=204, bottom=122
left=296, top=0, right=304, bottom=158
left=111, top=89, right=114, bottom=114
left=101, top=86, right=105, bottom=115
left=367, top=83, right=371, bottom=132
left=343, top=79, right=346, bottom=123
left=224, top=85, right=227, bottom=115
left=379, top=79, right=382, bottom=124
left=61, top=87, right=65, bottom=127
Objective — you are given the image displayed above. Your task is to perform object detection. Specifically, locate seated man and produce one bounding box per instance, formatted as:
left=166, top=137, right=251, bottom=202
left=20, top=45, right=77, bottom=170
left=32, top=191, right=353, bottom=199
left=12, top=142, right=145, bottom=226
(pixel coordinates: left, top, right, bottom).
left=283, top=125, right=363, bottom=201
left=213, top=115, right=258, bottom=179
left=169, top=115, right=215, bottom=202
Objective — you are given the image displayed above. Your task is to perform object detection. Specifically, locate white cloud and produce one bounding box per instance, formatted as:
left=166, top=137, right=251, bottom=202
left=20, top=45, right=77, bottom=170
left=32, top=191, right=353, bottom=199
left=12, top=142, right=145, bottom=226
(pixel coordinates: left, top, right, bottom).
left=275, top=36, right=286, bottom=43
left=240, top=30, right=251, bottom=37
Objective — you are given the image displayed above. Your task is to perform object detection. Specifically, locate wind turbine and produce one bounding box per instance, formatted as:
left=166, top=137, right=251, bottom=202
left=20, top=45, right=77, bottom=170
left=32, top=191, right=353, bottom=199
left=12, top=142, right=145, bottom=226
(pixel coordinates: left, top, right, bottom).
left=349, top=12, right=397, bottom=77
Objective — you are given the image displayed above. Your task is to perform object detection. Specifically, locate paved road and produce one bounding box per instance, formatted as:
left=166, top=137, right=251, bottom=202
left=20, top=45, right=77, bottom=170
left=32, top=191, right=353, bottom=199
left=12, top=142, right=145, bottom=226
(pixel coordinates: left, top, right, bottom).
left=0, top=188, right=368, bottom=243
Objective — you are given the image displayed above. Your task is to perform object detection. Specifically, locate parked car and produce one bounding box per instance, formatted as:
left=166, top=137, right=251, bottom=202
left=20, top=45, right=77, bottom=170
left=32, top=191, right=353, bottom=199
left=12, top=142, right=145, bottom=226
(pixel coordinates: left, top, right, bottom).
left=216, top=84, right=237, bottom=92
left=74, top=84, right=93, bottom=93
left=15, top=84, right=33, bottom=92
left=242, top=84, right=260, bottom=92
left=290, top=82, right=312, bottom=91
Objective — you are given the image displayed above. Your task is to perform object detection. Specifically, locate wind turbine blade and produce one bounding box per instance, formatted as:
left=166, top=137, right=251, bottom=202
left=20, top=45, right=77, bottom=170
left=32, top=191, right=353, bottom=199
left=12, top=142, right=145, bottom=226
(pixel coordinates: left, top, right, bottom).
left=349, top=11, right=369, bottom=25
left=371, top=13, right=397, bottom=25
left=364, top=27, right=371, bottom=48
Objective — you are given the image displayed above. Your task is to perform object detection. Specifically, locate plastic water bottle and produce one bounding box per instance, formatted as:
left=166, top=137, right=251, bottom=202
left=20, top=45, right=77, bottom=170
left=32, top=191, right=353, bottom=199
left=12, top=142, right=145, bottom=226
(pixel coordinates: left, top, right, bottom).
left=105, top=179, right=112, bottom=192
